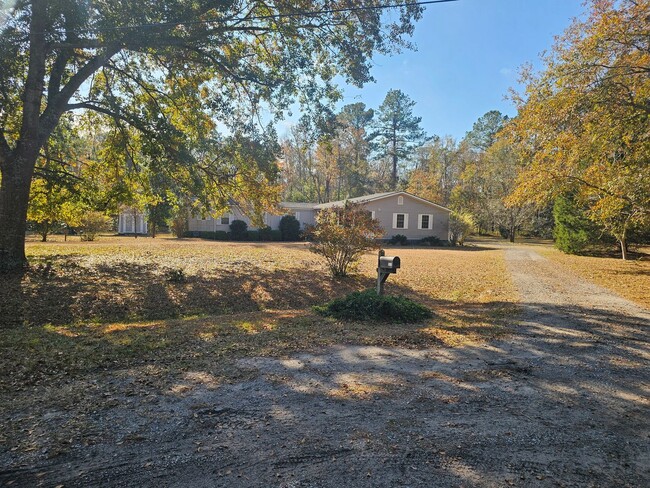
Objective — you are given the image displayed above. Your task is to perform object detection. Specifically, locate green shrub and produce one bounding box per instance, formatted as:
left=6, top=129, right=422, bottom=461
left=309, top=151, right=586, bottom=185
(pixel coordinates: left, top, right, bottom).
left=553, top=194, right=601, bottom=254
left=389, top=234, right=408, bottom=245
left=419, top=236, right=442, bottom=246
left=279, top=215, right=301, bottom=241
left=230, top=219, right=248, bottom=240
left=314, top=289, right=432, bottom=323
left=449, top=211, right=474, bottom=246
left=183, top=231, right=228, bottom=240
left=80, top=211, right=111, bottom=241
left=246, top=230, right=259, bottom=241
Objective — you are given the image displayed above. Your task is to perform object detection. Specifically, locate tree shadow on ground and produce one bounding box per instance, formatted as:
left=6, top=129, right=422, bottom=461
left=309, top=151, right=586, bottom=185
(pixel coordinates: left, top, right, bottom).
left=0, top=256, right=372, bottom=328
left=1, top=249, right=510, bottom=330
left=1, top=296, right=648, bottom=487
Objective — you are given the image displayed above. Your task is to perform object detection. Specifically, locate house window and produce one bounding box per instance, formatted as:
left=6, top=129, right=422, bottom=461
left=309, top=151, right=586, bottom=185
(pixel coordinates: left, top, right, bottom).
left=419, top=214, right=434, bottom=230
left=397, top=196, right=404, bottom=206
left=295, top=211, right=301, bottom=221
left=220, top=215, right=230, bottom=225
left=393, top=213, right=408, bottom=229
left=371, top=211, right=376, bottom=220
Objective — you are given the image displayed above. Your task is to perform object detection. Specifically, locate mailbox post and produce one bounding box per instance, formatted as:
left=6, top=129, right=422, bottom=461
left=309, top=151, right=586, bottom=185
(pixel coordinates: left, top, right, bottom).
left=376, top=249, right=400, bottom=295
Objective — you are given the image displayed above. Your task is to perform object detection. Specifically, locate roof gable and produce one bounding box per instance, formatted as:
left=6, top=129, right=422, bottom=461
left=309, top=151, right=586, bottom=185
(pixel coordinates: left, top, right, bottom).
left=314, top=191, right=451, bottom=212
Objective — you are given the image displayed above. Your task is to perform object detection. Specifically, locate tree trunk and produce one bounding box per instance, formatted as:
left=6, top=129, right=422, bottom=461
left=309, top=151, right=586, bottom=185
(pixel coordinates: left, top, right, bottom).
left=0, top=0, right=47, bottom=272
left=392, top=153, right=398, bottom=190
left=620, top=238, right=628, bottom=260
left=0, top=154, right=38, bottom=270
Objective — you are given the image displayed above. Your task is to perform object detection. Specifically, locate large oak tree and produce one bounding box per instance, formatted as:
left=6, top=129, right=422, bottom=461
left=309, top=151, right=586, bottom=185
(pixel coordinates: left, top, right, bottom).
left=0, top=0, right=426, bottom=270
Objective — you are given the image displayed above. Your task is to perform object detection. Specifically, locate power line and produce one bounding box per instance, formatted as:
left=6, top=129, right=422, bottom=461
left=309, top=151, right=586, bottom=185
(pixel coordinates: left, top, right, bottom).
left=13, top=0, right=458, bottom=37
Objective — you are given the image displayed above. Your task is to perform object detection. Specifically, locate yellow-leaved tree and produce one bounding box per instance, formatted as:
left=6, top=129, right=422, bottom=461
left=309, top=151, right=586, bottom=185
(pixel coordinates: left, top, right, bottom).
left=506, top=0, right=650, bottom=259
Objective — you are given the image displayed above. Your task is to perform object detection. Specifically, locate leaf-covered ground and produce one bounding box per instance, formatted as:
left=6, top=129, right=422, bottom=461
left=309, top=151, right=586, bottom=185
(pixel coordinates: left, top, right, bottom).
left=536, top=246, right=650, bottom=309
left=1, top=238, right=648, bottom=487
left=1, top=236, right=518, bottom=391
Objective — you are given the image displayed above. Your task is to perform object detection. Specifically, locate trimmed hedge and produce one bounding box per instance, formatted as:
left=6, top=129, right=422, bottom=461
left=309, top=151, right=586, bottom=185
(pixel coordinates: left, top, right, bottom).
left=183, top=230, right=228, bottom=240
left=314, top=289, right=432, bottom=323
left=183, top=229, right=282, bottom=242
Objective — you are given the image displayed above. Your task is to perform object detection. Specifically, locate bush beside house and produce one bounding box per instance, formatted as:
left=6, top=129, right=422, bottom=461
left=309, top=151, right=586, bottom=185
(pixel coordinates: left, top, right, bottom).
left=279, top=215, right=301, bottom=241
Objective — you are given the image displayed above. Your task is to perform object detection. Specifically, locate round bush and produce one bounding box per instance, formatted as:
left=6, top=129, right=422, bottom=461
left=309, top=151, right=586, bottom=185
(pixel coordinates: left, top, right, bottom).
left=314, top=289, right=432, bottom=323
left=389, top=234, right=408, bottom=245
left=279, top=215, right=301, bottom=241
left=229, top=219, right=248, bottom=240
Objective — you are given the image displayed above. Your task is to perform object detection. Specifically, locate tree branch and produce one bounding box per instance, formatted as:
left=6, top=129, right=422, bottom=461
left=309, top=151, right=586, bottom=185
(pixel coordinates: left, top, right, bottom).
left=38, top=45, right=121, bottom=148
left=66, top=102, right=145, bottom=131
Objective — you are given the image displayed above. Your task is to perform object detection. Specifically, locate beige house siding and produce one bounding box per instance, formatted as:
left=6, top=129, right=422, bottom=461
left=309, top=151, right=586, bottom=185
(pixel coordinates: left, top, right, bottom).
left=187, top=204, right=317, bottom=233
left=362, top=194, right=449, bottom=241
left=188, top=206, right=253, bottom=233
left=290, top=209, right=317, bottom=228
left=179, top=192, right=450, bottom=240
left=264, top=210, right=315, bottom=230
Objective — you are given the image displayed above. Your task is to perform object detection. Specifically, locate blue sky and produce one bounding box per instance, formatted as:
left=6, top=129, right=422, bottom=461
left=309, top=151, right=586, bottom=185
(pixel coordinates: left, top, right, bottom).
left=282, top=0, right=586, bottom=140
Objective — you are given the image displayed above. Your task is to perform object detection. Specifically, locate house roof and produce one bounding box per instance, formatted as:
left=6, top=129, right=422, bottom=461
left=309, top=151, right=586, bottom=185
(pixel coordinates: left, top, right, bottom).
left=313, top=191, right=451, bottom=212
left=280, top=201, right=319, bottom=210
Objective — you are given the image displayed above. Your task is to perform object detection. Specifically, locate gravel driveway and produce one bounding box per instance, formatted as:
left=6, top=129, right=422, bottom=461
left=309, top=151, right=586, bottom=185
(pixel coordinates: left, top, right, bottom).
left=2, top=246, right=649, bottom=487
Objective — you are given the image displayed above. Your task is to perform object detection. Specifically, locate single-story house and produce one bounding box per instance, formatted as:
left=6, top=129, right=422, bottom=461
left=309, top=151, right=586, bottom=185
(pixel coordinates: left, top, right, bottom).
left=314, top=191, right=450, bottom=242
left=119, top=191, right=450, bottom=241
left=187, top=201, right=317, bottom=235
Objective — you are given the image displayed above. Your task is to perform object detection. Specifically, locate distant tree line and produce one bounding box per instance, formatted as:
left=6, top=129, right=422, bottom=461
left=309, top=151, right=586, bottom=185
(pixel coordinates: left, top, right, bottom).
left=285, top=0, right=650, bottom=259
left=281, top=88, right=426, bottom=202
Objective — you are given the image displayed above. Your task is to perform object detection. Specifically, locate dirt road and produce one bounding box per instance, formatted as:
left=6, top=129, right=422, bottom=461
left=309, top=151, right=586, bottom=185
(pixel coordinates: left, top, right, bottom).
left=2, top=246, right=649, bottom=487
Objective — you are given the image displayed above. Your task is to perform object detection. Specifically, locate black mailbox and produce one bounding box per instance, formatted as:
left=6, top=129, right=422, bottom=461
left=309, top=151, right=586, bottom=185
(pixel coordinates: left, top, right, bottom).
left=376, top=250, right=400, bottom=295
left=379, top=256, right=400, bottom=273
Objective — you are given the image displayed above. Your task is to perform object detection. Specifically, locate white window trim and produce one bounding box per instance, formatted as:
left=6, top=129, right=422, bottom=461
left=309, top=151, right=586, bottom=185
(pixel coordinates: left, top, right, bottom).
left=371, top=211, right=376, bottom=219
left=392, top=213, right=409, bottom=230
left=397, top=196, right=404, bottom=206
left=418, top=214, right=434, bottom=230
left=219, top=213, right=231, bottom=225
left=295, top=211, right=301, bottom=221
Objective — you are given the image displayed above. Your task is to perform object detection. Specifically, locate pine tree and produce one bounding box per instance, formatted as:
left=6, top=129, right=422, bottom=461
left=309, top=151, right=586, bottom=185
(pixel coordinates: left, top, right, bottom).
left=372, top=90, right=426, bottom=189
